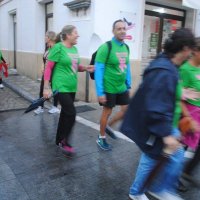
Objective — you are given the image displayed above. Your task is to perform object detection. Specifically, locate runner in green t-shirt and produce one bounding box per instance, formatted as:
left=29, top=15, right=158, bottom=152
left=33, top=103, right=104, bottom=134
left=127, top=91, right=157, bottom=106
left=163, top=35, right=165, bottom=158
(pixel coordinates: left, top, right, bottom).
left=95, top=20, right=132, bottom=150
left=177, top=37, right=200, bottom=191
left=43, top=25, right=93, bottom=157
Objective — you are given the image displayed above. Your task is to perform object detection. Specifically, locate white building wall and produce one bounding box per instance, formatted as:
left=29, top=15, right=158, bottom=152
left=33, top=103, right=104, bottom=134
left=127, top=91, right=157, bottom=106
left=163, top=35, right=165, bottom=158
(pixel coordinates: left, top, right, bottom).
left=0, top=0, right=45, bottom=53
left=195, top=10, right=200, bottom=36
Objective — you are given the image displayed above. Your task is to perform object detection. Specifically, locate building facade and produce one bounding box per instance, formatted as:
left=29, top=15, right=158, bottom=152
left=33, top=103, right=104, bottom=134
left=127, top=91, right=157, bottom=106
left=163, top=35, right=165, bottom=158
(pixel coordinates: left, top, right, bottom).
left=0, top=0, right=200, bottom=101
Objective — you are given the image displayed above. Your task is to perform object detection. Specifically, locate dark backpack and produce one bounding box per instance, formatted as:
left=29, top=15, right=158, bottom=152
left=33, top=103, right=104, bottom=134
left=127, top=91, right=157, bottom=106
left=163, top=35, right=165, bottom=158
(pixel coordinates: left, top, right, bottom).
left=89, top=41, right=129, bottom=80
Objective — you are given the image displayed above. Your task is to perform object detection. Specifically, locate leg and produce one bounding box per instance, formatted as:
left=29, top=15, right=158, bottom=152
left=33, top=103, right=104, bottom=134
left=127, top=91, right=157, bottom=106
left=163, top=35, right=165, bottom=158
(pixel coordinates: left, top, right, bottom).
left=0, top=76, right=4, bottom=88
left=184, top=144, right=200, bottom=175
left=39, top=75, right=44, bottom=108
left=130, top=153, right=158, bottom=195
left=56, top=93, right=76, bottom=145
left=53, top=94, right=59, bottom=107
left=100, top=106, right=112, bottom=137
left=108, top=105, right=128, bottom=127
left=150, top=147, right=185, bottom=194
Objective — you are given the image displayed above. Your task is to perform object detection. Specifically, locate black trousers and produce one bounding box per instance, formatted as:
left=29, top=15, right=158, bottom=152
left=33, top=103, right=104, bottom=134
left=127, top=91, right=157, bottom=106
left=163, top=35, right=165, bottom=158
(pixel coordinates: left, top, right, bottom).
left=56, top=92, right=76, bottom=145
left=184, top=144, right=200, bottom=175
left=0, top=77, right=2, bottom=84
left=39, top=75, right=59, bottom=108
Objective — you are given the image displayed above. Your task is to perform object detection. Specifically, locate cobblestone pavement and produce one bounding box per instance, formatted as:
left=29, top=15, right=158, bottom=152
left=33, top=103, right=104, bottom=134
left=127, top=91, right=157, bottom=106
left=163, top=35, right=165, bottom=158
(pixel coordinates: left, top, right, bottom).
left=0, top=85, right=29, bottom=112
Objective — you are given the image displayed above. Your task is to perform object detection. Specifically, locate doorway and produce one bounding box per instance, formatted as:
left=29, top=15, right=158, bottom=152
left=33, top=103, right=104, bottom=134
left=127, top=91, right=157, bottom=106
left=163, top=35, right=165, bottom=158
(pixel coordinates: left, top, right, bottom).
left=142, top=2, right=186, bottom=60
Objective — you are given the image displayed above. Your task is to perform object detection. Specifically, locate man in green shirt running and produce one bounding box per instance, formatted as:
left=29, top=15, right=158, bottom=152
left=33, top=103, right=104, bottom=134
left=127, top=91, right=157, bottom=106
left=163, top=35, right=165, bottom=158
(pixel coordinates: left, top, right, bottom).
left=95, top=19, right=132, bottom=150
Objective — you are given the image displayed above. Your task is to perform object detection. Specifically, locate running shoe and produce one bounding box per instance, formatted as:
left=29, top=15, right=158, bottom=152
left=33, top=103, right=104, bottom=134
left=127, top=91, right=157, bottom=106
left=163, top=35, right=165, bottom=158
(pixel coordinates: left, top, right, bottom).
left=96, top=136, right=112, bottom=151
left=0, top=84, right=4, bottom=89
left=48, top=106, right=60, bottom=114
left=34, top=106, right=44, bottom=114
left=129, top=194, right=149, bottom=200
left=148, top=191, right=184, bottom=200
left=59, top=141, right=75, bottom=158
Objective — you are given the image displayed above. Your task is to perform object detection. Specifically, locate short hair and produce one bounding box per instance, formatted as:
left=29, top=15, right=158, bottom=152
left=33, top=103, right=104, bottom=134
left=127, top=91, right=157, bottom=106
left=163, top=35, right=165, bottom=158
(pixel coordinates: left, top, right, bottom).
left=112, top=19, right=124, bottom=30
left=163, top=28, right=195, bottom=57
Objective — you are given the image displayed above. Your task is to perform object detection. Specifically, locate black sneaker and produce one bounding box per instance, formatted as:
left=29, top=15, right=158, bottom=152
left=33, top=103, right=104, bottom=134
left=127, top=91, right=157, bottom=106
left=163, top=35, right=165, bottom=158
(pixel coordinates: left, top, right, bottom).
left=105, top=126, right=117, bottom=139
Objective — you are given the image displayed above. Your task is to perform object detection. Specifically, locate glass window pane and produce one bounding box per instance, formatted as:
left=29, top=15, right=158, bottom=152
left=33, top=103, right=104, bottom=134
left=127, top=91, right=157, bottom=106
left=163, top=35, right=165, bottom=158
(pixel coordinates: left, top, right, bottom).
left=47, top=17, right=53, bottom=31
left=46, top=3, right=53, bottom=14
left=142, top=15, right=160, bottom=59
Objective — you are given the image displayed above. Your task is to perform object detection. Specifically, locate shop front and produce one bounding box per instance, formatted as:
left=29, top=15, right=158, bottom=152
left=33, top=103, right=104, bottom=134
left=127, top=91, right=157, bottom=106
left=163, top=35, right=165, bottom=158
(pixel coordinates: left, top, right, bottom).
left=142, top=2, right=186, bottom=60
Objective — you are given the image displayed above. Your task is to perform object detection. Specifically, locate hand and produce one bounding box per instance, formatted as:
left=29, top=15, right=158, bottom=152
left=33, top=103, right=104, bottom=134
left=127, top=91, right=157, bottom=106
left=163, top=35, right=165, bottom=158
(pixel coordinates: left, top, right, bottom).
left=86, top=65, right=94, bottom=73
left=43, top=88, right=52, bottom=99
left=191, top=120, right=200, bottom=133
left=163, top=135, right=181, bottom=153
left=98, top=96, right=107, bottom=104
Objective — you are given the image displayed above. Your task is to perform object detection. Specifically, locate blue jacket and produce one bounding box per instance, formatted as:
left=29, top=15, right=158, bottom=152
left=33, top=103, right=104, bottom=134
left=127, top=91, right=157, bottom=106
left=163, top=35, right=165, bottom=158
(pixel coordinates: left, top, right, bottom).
left=120, top=53, right=179, bottom=159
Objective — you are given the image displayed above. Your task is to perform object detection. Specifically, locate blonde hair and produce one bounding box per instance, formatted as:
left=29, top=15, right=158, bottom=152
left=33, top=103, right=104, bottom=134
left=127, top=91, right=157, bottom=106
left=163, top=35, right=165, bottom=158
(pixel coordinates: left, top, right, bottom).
left=46, top=31, right=57, bottom=42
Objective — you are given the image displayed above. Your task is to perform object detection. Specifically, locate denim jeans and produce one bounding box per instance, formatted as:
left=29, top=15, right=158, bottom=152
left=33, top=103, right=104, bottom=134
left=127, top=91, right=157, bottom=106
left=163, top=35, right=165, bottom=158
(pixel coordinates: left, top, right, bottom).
left=130, top=129, right=185, bottom=195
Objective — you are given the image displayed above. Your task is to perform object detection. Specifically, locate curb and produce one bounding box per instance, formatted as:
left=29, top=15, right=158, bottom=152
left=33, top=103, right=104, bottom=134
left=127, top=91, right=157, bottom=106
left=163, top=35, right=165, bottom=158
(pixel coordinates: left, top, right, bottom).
left=3, top=79, right=35, bottom=102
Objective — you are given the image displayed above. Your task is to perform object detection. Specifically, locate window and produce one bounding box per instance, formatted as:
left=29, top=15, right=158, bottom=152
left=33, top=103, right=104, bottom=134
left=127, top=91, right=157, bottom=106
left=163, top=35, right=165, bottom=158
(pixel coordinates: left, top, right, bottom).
left=45, top=2, right=53, bottom=31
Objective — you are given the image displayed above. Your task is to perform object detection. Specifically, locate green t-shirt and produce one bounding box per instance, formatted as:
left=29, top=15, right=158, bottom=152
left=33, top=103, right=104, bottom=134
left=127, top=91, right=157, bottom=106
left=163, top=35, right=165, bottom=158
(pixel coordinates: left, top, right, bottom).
left=0, top=50, right=2, bottom=62
left=179, top=61, right=200, bottom=106
left=48, top=42, right=80, bottom=93
left=95, top=40, right=129, bottom=94
left=172, top=80, right=182, bottom=128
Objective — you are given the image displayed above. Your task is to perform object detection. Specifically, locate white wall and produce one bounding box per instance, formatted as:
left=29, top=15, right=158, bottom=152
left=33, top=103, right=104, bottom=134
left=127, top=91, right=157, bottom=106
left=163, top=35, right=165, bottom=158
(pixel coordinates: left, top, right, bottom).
left=0, top=0, right=16, bottom=50
left=0, top=0, right=45, bottom=53
left=53, top=0, right=94, bottom=58
left=195, top=10, right=200, bottom=36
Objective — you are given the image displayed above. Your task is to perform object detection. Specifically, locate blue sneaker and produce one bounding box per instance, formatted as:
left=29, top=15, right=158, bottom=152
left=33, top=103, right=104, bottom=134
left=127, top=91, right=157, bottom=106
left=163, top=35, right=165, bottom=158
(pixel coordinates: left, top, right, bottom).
left=96, top=136, right=112, bottom=151
left=105, top=126, right=117, bottom=139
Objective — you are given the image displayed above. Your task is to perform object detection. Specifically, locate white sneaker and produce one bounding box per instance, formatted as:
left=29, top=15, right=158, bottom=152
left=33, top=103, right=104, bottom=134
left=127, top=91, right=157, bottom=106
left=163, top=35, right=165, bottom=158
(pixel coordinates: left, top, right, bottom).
left=129, top=194, right=149, bottom=200
left=34, top=106, right=44, bottom=115
left=48, top=106, right=60, bottom=114
left=148, top=191, right=184, bottom=200
left=0, top=84, right=4, bottom=89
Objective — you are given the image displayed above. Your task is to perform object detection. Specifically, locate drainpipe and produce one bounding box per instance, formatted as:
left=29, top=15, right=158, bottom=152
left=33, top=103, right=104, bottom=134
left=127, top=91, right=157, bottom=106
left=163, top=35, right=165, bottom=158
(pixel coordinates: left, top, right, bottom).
left=85, top=71, right=89, bottom=102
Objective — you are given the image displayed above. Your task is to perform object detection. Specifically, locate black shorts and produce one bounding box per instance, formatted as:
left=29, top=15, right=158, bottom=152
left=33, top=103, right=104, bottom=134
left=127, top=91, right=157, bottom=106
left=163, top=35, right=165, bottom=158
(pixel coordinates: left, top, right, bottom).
left=100, top=91, right=130, bottom=108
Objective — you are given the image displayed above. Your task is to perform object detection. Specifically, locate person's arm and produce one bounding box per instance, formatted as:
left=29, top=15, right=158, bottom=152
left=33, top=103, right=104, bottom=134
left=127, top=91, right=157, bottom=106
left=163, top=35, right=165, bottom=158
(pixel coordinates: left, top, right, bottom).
left=125, top=63, right=131, bottom=89
left=145, top=69, right=177, bottom=138
left=77, top=65, right=94, bottom=72
left=94, top=44, right=109, bottom=103
left=95, top=62, right=106, bottom=102
left=43, top=61, right=55, bottom=98
left=145, top=69, right=181, bottom=151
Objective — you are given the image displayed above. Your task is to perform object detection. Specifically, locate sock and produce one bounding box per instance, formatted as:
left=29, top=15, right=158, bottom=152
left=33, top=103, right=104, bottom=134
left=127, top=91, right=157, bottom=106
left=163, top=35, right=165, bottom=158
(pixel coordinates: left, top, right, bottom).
left=99, top=135, right=106, bottom=139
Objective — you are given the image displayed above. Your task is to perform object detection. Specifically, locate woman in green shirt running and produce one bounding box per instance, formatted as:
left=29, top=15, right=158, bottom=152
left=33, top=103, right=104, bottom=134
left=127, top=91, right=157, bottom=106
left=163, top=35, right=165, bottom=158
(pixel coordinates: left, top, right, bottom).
left=43, top=25, right=93, bottom=157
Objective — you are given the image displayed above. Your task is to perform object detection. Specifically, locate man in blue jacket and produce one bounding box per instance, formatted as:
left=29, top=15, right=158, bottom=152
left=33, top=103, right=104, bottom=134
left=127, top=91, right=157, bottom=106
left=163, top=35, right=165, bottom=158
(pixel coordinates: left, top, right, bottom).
left=121, top=28, right=195, bottom=200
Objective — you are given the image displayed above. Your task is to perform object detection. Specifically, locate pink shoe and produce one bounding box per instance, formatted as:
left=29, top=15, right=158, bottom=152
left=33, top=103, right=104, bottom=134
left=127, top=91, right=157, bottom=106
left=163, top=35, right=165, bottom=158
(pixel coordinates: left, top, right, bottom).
left=59, top=141, right=75, bottom=157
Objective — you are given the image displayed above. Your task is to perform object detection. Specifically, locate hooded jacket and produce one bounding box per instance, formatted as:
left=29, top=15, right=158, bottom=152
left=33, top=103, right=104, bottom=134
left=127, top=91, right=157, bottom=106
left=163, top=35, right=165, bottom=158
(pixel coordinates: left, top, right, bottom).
left=120, top=53, right=179, bottom=159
